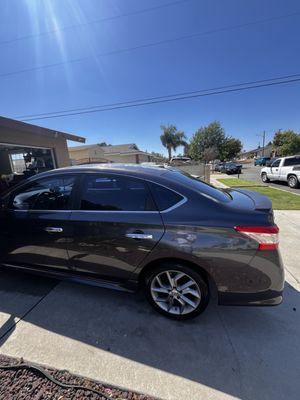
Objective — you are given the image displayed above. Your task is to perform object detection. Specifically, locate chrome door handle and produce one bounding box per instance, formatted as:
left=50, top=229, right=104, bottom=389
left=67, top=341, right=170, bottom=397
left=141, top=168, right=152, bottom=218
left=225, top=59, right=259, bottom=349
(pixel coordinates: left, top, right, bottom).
left=126, top=233, right=153, bottom=240
left=44, top=227, right=63, bottom=233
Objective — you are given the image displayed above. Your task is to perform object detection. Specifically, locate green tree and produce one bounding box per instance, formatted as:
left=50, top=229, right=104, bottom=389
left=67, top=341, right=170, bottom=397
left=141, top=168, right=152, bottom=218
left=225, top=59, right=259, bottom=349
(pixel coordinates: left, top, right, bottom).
left=273, top=130, right=300, bottom=156
left=160, top=125, right=187, bottom=160
left=220, top=137, right=243, bottom=161
left=202, top=147, right=219, bottom=163
left=189, top=121, right=226, bottom=161
left=98, top=142, right=111, bottom=146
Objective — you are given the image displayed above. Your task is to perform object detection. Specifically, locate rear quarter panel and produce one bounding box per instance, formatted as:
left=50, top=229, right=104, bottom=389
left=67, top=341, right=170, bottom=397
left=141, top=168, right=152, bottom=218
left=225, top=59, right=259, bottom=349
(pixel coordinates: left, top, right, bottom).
left=132, top=183, right=282, bottom=304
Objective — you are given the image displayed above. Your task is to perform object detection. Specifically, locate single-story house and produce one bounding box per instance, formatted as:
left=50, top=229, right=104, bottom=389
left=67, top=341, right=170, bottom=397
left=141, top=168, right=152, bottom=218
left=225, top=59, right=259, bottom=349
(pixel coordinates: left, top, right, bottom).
left=240, top=144, right=275, bottom=159
left=69, top=143, right=161, bottom=165
left=0, top=116, right=85, bottom=177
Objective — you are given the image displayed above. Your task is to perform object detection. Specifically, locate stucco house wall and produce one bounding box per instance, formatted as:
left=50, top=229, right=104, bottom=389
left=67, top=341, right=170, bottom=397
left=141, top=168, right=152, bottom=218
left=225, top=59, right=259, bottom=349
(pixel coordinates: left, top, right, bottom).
left=69, top=144, right=154, bottom=165
left=69, top=146, right=108, bottom=164
left=107, top=153, right=151, bottom=163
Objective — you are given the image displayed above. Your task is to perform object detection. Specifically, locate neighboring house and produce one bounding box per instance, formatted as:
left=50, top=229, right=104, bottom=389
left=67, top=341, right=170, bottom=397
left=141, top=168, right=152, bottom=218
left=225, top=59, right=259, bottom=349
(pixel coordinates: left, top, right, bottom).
left=240, top=144, right=276, bottom=160
left=68, top=144, right=108, bottom=165
left=69, top=143, right=162, bottom=165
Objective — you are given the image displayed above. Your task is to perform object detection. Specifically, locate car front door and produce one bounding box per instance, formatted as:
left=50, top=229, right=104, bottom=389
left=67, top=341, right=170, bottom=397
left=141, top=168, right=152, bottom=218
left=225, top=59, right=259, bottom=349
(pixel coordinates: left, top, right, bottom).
left=269, top=159, right=281, bottom=180
left=67, top=173, right=165, bottom=282
left=0, top=174, right=78, bottom=272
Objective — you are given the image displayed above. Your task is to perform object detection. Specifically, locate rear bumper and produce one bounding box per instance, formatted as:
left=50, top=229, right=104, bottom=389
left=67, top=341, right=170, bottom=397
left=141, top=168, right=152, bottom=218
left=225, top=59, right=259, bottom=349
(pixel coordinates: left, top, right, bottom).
left=218, top=290, right=283, bottom=306
left=217, top=249, right=284, bottom=307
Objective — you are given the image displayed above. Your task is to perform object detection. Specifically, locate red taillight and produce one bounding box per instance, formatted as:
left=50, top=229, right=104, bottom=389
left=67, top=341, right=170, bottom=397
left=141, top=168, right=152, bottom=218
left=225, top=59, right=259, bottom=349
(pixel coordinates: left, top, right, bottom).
left=234, top=225, right=279, bottom=251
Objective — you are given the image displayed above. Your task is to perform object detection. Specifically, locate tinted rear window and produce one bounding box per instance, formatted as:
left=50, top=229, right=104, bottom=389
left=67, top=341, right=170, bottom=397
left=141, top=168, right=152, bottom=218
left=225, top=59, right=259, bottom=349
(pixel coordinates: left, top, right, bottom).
left=166, top=170, right=231, bottom=203
left=148, top=183, right=183, bottom=211
left=283, top=157, right=300, bottom=166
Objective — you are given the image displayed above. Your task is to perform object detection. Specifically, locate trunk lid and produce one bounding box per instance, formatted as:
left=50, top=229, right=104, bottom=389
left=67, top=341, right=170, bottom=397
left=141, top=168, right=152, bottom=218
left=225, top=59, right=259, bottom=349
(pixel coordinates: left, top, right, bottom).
left=225, top=188, right=272, bottom=212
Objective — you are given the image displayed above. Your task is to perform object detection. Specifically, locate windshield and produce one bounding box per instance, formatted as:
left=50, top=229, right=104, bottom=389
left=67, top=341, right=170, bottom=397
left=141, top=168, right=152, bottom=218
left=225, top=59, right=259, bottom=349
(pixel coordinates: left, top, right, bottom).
left=166, top=170, right=231, bottom=203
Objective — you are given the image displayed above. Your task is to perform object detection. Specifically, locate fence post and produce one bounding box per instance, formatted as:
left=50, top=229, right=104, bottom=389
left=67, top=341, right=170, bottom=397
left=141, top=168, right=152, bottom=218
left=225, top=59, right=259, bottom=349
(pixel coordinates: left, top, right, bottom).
left=205, top=164, right=210, bottom=183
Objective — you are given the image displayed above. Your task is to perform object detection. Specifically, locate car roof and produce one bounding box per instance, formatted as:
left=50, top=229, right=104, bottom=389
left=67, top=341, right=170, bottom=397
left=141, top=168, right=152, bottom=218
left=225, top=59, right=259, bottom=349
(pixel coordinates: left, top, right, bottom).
left=283, top=155, right=300, bottom=159
left=36, top=163, right=171, bottom=179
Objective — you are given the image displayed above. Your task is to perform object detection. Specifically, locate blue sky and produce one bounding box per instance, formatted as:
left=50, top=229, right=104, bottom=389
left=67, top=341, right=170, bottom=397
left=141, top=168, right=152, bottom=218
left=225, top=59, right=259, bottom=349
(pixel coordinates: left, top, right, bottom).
left=0, top=0, right=300, bottom=155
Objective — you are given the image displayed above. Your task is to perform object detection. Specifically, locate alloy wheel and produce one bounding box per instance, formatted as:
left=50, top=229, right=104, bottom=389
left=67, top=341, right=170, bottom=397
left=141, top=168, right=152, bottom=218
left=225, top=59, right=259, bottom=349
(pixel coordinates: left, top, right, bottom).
left=150, top=270, right=201, bottom=315
left=289, top=176, right=297, bottom=187
left=262, top=173, right=268, bottom=182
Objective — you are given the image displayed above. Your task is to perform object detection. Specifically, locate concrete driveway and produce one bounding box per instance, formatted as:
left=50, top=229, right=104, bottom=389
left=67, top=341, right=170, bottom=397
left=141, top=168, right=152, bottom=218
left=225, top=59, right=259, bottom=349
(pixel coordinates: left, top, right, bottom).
left=0, top=211, right=299, bottom=400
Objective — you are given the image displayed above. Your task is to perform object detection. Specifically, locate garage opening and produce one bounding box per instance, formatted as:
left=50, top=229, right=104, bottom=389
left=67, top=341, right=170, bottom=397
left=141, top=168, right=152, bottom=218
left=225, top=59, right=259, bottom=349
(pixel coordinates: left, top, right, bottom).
left=0, top=116, right=86, bottom=195
left=0, top=143, right=57, bottom=192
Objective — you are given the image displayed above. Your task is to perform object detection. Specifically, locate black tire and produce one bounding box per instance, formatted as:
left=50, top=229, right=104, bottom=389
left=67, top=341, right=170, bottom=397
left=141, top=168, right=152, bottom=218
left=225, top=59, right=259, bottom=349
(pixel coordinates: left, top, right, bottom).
left=261, top=173, right=270, bottom=183
left=144, top=263, right=209, bottom=320
left=288, top=175, right=299, bottom=188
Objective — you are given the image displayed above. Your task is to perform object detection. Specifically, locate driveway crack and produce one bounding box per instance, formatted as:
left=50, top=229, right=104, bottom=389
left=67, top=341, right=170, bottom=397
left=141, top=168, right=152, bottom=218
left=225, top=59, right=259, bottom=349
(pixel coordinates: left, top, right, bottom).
left=216, top=307, right=247, bottom=400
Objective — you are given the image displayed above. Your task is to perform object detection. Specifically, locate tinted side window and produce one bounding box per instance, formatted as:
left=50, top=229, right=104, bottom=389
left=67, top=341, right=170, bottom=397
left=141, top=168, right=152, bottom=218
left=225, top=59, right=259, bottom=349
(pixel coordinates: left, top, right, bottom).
left=283, top=157, right=300, bottom=166
left=80, top=175, right=156, bottom=211
left=10, top=176, right=76, bottom=210
left=166, top=170, right=231, bottom=203
left=149, top=182, right=183, bottom=211
left=272, top=159, right=281, bottom=167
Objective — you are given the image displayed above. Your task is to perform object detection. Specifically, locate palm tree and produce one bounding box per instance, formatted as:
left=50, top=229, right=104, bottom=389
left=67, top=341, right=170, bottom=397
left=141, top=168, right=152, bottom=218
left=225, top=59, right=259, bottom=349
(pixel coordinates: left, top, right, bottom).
left=160, top=125, right=187, bottom=160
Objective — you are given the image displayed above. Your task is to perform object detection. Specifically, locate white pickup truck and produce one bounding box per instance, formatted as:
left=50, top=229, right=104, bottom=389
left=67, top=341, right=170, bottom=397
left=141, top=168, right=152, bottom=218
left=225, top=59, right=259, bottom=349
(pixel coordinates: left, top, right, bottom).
left=261, top=155, right=300, bottom=188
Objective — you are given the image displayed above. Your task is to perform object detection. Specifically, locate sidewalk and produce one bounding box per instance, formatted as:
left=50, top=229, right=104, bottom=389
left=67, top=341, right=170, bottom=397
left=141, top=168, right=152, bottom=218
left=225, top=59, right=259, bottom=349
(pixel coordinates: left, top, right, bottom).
left=0, top=213, right=299, bottom=400
left=210, top=173, right=228, bottom=188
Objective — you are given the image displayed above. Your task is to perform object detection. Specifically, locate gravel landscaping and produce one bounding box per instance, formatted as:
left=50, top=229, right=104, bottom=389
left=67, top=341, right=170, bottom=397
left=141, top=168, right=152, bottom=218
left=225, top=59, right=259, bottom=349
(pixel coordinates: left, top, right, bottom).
left=0, top=355, right=156, bottom=400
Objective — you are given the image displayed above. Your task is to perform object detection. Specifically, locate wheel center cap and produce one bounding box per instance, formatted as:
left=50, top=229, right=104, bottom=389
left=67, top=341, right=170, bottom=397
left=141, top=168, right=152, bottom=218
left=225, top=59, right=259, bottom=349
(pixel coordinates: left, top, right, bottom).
left=170, top=289, right=180, bottom=299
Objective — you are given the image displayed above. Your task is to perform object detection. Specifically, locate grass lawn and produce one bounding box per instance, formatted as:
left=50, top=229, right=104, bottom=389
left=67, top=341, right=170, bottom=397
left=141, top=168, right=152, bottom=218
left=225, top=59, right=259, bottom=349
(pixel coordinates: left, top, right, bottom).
left=217, top=178, right=265, bottom=187
left=217, top=178, right=300, bottom=210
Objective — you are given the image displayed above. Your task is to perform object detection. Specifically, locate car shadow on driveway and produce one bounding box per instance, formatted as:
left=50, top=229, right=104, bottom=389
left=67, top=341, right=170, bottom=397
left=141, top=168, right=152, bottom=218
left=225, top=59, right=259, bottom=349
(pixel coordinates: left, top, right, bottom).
left=0, top=270, right=299, bottom=400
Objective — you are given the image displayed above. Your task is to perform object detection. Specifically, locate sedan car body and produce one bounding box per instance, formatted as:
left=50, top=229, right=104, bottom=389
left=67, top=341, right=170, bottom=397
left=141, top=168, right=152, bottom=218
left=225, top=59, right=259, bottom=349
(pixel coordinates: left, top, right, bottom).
left=220, top=162, right=242, bottom=175
left=0, top=164, right=284, bottom=319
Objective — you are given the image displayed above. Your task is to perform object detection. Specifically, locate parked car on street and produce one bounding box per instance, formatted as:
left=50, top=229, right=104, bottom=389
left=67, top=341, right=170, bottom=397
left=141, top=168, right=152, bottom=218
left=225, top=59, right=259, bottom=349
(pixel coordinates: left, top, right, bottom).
left=261, top=155, right=300, bottom=188
left=0, top=164, right=284, bottom=320
left=214, top=162, right=226, bottom=172
left=220, top=162, right=242, bottom=175
left=254, top=157, right=271, bottom=166
left=170, top=156, right=191, bottom=166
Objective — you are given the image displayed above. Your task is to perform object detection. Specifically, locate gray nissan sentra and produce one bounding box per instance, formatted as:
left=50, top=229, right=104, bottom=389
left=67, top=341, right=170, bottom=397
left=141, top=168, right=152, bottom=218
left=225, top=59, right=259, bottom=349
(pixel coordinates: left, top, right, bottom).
left=0, top=164, right=284, bottom=320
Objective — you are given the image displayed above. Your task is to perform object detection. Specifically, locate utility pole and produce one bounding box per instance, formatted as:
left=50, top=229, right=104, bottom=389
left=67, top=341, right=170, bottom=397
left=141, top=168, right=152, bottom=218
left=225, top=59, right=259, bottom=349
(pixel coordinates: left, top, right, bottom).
left=257, top=131, right=266, bottom=156
left=262, top=130, right=266, bottom=157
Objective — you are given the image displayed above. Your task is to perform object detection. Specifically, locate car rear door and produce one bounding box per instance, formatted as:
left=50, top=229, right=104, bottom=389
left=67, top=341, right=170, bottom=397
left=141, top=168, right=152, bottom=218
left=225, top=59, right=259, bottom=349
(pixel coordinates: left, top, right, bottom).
left=279, top=157, right=299, bottom=181
left=67, top=173, right=165, bottom=281
left=0, top=174, right=78, bottom=272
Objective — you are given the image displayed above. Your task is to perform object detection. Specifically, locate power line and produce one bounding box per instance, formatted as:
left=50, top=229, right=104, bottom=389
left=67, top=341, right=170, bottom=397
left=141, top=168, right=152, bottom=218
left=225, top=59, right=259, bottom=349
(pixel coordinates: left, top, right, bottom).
left=1, top=10, right=300, bottom=80
left=17, top=74, right=300, bottom=122
left=16, top=73, right=300, bottom=119
left=0, top=0, right=192, bottom=47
